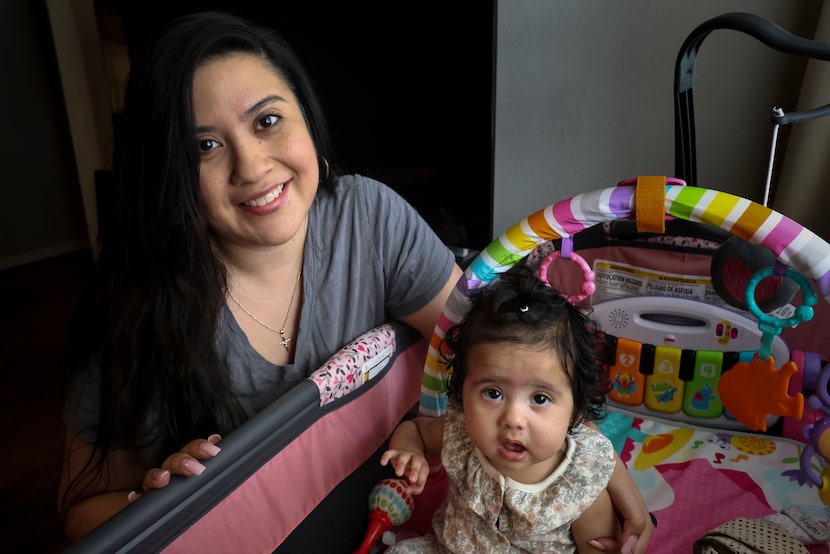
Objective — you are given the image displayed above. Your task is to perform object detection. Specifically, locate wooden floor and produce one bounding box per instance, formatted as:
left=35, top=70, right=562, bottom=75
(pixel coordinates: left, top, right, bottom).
left=1, top=249, right=95, bottom=553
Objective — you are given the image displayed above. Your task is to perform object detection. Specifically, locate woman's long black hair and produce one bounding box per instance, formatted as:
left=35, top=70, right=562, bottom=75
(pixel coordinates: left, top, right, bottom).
left=443, top=267, right=609, bottom=430
left=61, top=11, right=336, bottom=514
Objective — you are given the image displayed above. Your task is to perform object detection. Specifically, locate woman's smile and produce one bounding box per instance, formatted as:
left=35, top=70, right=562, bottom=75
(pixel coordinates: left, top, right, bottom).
left=241, top=182, right=286, bottom=207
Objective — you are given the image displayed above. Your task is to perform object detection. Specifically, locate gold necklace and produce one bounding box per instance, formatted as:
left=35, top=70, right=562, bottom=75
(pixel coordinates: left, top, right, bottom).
left=228, top=267, right=302, bottom=350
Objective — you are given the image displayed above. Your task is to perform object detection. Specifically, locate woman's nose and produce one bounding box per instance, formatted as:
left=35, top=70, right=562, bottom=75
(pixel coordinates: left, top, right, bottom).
left=231, top=139, right=270, bottom=185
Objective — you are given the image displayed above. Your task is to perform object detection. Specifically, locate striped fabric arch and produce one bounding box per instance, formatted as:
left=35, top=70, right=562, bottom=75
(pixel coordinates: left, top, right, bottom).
left=419, top=181, right=830, bottom=417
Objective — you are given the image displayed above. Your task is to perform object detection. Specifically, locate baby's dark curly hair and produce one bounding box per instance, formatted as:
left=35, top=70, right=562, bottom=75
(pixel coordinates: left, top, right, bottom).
left=443, top=267, right=609, bottom=430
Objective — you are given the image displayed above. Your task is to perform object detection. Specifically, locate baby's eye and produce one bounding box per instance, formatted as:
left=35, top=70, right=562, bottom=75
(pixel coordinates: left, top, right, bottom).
left=198, top=138, right=220, bottom=153
left=531, top=393, right=551, bottom=406
left=482, top=388, right=503, bottom=401
left=256, top=114, right=280, bottom=130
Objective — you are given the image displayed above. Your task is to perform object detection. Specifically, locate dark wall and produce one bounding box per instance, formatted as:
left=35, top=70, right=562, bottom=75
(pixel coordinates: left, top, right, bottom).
left=109, top=0, right=495, bottom=250
left=0, top=0, right=88, bottom=265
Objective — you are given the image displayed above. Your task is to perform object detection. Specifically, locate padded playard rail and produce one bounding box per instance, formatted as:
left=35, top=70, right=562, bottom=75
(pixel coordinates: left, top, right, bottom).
left=65, top=322, right=426, bottom=553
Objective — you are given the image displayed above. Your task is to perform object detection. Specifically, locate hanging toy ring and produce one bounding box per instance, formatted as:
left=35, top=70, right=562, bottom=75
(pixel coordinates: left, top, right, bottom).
left=537, top=244, right=596, bottom=304
left=745, top=264, right=817, bottom=359
left=746, top=265, right=817, bottom=327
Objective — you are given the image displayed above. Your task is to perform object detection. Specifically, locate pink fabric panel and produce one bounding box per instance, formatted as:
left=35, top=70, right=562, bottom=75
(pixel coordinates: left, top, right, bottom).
left=543, top=245, right=713, bottom=297
left=782, top=288, right=830, bottom=360
left=163, top=340, right=426, bottom=553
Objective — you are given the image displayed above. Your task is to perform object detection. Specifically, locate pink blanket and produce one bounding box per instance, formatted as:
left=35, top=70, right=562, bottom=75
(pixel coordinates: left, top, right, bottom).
left=597, top=407, right=829, bottom=553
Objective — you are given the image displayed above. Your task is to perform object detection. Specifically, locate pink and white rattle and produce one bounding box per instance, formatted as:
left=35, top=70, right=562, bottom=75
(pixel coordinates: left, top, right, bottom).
left=536, top=237, right=596, bottom=304
left=354, top=478, right=415, bottom=554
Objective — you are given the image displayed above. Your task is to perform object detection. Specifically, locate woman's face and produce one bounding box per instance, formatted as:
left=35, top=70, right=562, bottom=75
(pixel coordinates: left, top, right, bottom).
left=193, top=53, right=319, bottom=251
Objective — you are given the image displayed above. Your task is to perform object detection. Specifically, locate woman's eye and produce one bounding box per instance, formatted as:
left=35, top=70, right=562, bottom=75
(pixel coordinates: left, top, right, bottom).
left=256, top=114, right=280, bottom=130
left=531, top=393, right=551, bottom=406
left=483, top=388, right=502, bottom=401
left=198, top=138, right=219, bottom=153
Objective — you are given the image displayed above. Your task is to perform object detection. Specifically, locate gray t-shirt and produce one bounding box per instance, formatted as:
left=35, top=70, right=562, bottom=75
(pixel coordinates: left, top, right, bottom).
left=64, top=174, right=455, bottom=459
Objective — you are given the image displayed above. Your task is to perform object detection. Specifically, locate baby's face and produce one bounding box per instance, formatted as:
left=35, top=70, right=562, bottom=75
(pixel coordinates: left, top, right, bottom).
left=461, top=342, right=574, bottom=484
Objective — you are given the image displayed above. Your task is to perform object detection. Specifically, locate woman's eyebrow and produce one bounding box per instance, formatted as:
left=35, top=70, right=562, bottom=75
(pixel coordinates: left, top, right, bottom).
left=241, top=94, right=286, bottom=122
left=194, top=94, right=286, bottom=134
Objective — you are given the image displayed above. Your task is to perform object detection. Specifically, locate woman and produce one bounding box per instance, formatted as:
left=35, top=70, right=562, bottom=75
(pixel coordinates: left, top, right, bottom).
left=59, top=11, right=651, bottom=552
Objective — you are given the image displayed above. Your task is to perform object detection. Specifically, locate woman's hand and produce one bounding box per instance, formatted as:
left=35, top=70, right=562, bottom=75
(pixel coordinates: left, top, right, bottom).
left=582, top=422, right=652, bottom=554
left=598, top=455, right=653, bottom=554
left=61, top=432, right=222, bottom=540
left=130, top=434, right=222, bottom=502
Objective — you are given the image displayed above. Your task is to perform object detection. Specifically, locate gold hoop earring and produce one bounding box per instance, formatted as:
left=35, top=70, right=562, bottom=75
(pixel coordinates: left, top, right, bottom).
left=320, top=157, right=330, bottom=182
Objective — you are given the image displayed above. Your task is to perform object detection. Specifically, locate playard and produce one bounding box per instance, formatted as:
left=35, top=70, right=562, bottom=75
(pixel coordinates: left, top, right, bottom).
left=66, top=12, right=830, bottom=554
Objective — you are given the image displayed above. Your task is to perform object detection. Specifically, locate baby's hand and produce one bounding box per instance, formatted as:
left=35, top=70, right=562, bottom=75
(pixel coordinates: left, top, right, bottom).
left=380, top=449, right=430, bottom=495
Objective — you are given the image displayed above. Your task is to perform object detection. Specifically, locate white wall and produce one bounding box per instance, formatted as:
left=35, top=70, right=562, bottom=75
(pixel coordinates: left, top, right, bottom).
left=493, top=0, right=823, bottom=238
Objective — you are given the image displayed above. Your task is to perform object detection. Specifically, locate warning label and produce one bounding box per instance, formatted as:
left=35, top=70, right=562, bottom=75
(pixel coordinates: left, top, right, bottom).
left=592, top=260, right=728, bottom=308
left=591, top=259, right=798, bottom=321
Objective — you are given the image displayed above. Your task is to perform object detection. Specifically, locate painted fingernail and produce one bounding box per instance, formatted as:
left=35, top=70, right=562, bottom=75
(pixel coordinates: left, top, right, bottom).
left=202, top=442, right=221, bottom=456
left=621, top=535, right=638, bottom=554
left=587, top=539, right=607, bottom=551
left=127, top=490, right=140, bottom=503
left=184, top=459, right=206, bottom=475
left=208, top=433, right=222, bottom=443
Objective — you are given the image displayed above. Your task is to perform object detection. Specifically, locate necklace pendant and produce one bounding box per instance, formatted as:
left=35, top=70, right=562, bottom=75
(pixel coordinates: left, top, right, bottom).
left=279, top=329, right=292, bottom=350
left=229, top=264, right=302, bottom=352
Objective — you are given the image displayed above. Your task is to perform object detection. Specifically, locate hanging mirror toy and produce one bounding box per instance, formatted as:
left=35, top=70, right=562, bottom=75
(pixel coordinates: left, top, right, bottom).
left=746, top=263, right=817, bottom=361
left=718, top=263, right=816, bottom=433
